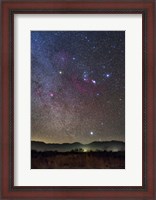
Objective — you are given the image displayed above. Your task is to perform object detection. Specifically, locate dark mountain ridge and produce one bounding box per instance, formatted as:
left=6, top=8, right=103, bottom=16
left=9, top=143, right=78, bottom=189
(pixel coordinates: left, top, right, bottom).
left=31, top=140, right=125, bottom=152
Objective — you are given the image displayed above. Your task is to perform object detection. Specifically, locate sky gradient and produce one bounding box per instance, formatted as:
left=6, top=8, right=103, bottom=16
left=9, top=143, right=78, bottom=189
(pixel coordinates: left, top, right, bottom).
left=31, top=31, right=125, bottom=144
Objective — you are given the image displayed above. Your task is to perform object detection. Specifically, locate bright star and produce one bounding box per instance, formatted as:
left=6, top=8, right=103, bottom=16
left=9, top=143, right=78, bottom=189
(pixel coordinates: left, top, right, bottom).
left=90, top=131, right=94, bottom=135
left=92, top=80, right=96, bottom=84
left=106, top=74, right=110, bottom=78
left=59, top=71, right=63, bottom=75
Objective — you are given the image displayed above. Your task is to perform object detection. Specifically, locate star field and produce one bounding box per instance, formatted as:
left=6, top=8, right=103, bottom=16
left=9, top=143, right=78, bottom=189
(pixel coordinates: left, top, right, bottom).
left=31, top=31, right=125, bottom=144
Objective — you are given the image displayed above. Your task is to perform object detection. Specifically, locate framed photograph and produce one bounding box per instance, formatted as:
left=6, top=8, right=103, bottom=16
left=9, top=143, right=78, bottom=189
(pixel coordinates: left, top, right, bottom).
left=1, top=0, right=155, bottom=199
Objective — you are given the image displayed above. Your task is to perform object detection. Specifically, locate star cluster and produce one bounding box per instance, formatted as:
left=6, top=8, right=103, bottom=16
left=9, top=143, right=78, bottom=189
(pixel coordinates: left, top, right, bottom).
left=31, top=31, right=125, bottom=144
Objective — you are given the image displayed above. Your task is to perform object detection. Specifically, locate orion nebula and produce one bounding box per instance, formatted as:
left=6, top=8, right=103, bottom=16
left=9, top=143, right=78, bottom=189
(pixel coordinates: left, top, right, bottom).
left=31, top=31, right=125, bottom=144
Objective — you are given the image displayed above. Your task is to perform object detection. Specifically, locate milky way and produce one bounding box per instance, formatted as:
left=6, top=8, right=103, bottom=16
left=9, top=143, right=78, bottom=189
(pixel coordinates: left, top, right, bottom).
left=31, top=31, right=125, bottom=144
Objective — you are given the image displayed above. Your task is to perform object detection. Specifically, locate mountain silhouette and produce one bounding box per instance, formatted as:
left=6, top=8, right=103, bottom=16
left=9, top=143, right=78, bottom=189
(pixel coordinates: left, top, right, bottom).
left=31, top=140, right=125, bottom=152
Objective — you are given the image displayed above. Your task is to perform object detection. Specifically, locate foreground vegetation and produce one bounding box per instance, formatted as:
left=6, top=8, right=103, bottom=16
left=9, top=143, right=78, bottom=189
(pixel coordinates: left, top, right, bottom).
left=31, top=150, right=125, bottom=169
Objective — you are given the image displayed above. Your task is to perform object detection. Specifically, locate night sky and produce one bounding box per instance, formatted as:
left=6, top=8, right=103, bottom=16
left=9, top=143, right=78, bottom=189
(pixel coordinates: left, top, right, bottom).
left=31, top=31, right=125, bottom=144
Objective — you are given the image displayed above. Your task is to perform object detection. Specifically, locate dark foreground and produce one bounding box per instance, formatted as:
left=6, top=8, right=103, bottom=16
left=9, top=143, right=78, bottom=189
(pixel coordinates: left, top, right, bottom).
left=31, top=150, right=125, bottom=169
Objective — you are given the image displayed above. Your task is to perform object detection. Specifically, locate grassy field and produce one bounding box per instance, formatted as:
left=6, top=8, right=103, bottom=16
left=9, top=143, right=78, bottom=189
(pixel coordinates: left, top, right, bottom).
left=31, top=150, right=125, bottom=169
